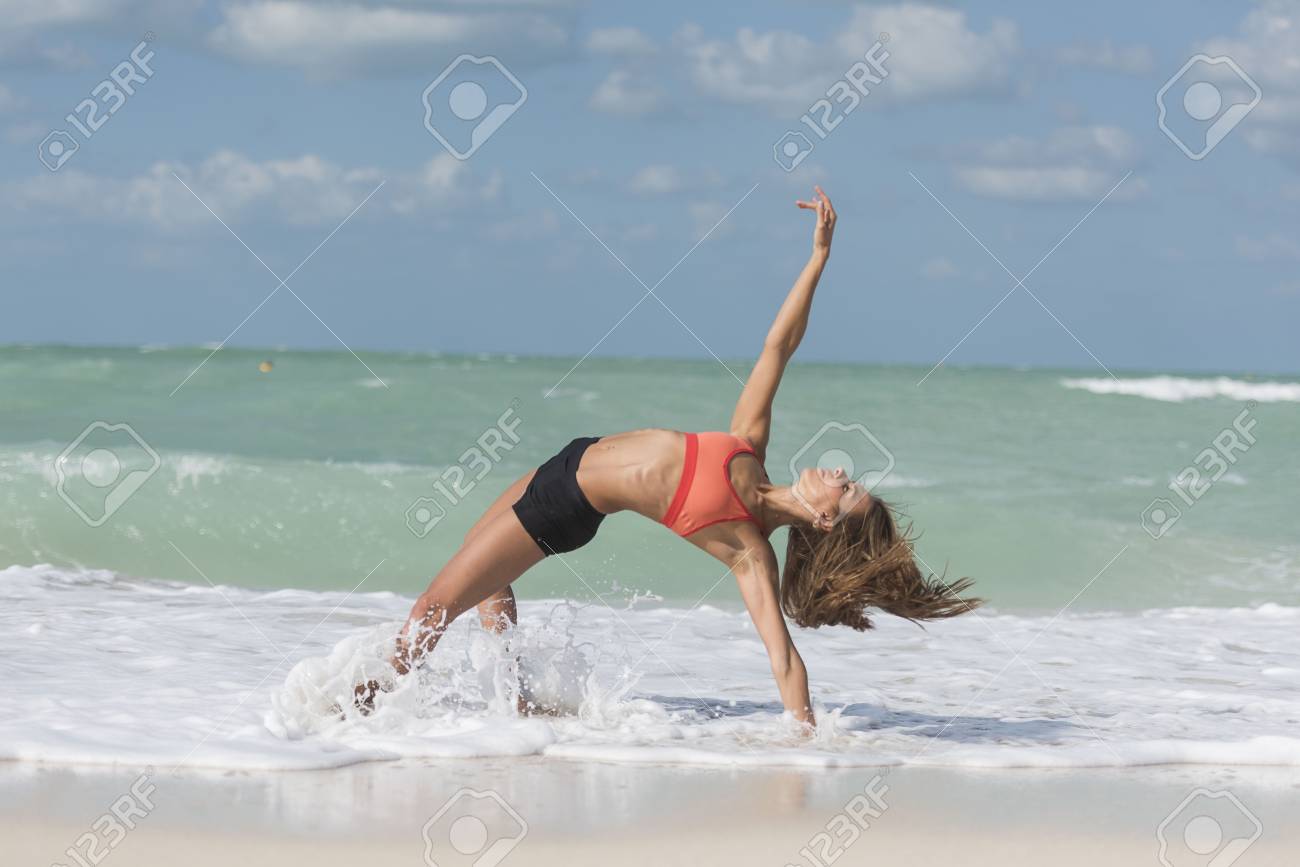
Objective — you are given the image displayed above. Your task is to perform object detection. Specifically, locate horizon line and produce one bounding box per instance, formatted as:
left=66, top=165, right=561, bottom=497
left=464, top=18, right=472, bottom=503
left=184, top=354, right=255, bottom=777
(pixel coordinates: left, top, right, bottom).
left=1, top=341, right=1297, bottom=380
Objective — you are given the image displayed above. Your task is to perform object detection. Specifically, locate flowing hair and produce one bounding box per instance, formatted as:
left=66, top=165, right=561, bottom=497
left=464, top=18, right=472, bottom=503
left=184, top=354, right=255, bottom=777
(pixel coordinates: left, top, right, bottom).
left=781, top=499, right=981, bottom=630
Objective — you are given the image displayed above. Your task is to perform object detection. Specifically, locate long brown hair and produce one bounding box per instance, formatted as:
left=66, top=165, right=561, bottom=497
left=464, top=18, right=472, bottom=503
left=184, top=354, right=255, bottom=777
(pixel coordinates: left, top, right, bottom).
left=781, top=499, right=981, bottom=630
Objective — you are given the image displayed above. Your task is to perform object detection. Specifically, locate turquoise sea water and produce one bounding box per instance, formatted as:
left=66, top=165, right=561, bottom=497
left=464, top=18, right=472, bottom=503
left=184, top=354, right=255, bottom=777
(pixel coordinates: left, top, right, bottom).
left=2, top=344, right=1296, bottom=611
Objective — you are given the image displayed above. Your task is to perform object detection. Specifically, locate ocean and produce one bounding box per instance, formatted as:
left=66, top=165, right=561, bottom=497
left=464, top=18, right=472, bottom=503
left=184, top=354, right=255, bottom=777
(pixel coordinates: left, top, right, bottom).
left=3, top=344, right=1299, bottom=770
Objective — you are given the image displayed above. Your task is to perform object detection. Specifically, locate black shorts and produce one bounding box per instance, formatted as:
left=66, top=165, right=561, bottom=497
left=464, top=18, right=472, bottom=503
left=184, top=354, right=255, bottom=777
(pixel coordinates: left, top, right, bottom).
left=512, top=436, right=605, bottom=556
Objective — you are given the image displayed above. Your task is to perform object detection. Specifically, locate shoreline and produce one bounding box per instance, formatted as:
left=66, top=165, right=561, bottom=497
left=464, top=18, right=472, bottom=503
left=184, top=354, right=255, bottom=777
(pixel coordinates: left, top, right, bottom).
left=6, top=759, right=1299, bottom=866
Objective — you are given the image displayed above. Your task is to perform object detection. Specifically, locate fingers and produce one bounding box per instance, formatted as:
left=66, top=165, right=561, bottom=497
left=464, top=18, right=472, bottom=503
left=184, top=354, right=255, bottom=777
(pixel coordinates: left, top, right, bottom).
left=798, top=187, right=835, bottom=233
left=814, top=185, right=836, bottom=222
left=798, top=189, right=835, bottom=218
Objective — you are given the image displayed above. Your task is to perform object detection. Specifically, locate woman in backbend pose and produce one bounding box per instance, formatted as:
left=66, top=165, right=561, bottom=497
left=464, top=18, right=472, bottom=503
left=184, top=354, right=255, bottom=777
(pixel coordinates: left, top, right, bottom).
left=360, top=187, right=979, bottom=725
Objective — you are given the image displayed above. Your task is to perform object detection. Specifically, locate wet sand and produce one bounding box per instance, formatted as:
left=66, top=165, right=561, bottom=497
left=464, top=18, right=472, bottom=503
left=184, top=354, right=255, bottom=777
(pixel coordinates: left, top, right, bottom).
left=5, top=758, right=1300, bottom=866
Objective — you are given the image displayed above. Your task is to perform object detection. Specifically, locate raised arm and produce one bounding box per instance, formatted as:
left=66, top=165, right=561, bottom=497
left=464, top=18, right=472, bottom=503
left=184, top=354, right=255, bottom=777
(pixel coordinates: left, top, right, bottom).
left=733, top=543, right=815, bottom=726
left=730, top=187, right=837, bottom=462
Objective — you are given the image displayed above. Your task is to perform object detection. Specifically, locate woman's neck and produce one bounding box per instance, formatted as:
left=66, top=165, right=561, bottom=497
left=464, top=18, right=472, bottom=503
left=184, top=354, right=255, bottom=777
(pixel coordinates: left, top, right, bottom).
left=756, top=484, right=811, bottom=531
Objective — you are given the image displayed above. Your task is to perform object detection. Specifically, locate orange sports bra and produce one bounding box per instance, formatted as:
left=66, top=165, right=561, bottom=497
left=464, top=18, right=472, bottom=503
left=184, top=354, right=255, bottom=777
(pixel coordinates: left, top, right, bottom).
left=661, top=432, right=766, bottom=537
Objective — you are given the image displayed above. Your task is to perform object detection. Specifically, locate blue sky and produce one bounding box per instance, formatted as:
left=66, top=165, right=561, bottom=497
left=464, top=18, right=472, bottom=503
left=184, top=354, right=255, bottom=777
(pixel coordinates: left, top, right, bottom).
left=2, top=0, right=1297, bottom=374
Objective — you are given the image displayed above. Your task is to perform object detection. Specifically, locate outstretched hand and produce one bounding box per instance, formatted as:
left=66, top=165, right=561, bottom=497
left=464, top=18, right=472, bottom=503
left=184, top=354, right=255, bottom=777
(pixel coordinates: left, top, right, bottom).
left=796, top=186, right=836, bottom=255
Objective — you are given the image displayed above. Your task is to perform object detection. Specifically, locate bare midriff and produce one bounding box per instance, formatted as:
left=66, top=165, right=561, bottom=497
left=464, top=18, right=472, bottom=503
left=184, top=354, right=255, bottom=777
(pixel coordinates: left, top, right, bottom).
left=575, top=429, right=767, bottom=533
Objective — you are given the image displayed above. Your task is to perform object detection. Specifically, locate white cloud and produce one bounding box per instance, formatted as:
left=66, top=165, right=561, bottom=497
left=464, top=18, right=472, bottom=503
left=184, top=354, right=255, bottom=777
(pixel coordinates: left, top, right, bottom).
left=956, top=166, right=1136, bottom=203
left=953, top=126, right=1145, bottom=203
left=1058, top=40, right=1155, bottom=75
left=5, top=119, right=45, bottom=143
left=837, top=4, right=1018, bottom=103
left=678, top=22, right=824, bottom=112
left=628, top=165, right=684, bottom=195
left=586, top=26, right=657, bottom=56
left=28, top=42, right=95, bottom=69
left=0, top=0, right=134, bottom=31
left=920, top=257, right=958, bottom=279
left=7, top=150, right=492, bottom=227
left=626, top=164, right=723, bottom=196
left=1201, top=0, right=1300, bottom=98
left=1244, top=125, right=1300, bottom=158
left=562, top=166, right=606, bottom=186
left=488, top=209, right=560, bottom=242
left=1200, top=0, right=1300, bottom=158
left=0, top=83, right=23, bottom=112
left=208, top=1, right=572, bottom=73
left=0, top=1, right=198, bottom=66
left=589, top=68, right=665, bottom=116
left=679, top=3, right=1018, bottom=113
left=688, top=201, right=734, bottom=238
left=1236, top=233, right=1300, bottom=261
left=622, top=222, right=659, bottom=243
left=969, top=125, right=1139, bottom=165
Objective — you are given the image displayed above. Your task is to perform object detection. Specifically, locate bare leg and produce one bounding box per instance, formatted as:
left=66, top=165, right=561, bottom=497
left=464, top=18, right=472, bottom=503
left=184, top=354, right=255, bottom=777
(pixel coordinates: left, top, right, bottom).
left=393, top=507, right=544, bottom=673
left=463, top=471, right=534, bottom=634
left=354, top=473, right=540, bottom=710
left=477, top=587, right=518, bottom=634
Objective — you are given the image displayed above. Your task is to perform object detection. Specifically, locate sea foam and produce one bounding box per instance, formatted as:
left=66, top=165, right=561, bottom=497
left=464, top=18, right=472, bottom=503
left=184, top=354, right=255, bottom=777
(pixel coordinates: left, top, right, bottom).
left=1062, top=375, right=1300, bottom=403
left=6, top=565, right=1300, bottom=772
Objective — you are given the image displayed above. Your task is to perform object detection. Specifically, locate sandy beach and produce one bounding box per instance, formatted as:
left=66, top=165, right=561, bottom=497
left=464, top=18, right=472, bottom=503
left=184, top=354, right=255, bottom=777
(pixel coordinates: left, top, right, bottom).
left=7, top=758, right=1300, bottom=866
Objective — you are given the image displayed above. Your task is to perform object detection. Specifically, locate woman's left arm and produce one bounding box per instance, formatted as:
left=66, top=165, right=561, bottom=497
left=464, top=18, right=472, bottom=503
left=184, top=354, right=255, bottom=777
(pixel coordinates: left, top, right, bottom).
left=733, top=545, right=815, bottom=727
left=730, top=187, right=837, bottom=462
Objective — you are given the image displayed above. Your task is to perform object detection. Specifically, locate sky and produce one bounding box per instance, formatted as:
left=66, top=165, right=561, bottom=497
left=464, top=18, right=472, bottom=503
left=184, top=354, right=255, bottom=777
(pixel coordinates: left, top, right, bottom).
left=1, top=0, right=1297, bottom=375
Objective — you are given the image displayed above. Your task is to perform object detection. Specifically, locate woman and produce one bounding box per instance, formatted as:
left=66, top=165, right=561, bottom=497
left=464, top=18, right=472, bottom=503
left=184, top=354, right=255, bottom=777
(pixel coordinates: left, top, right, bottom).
left=362, top=187, right=979, bottom=725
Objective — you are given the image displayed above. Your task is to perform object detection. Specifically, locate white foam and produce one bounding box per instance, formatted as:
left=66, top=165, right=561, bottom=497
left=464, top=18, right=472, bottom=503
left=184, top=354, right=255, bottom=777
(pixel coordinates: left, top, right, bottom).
left=0, top=449, right=58, bottom=485
left=543, top=387, right=600, bottom=403
left=1062, top=375, right=1300, bottom=403
left=0, top=444, right=424, bottom=486
left=170, top=454, right=232, bottom=490
left=877, top=474, right=934, bottom=489
left=5, top=564, right=1300, bottom=772
left=348, top=459, right=426, bottom=477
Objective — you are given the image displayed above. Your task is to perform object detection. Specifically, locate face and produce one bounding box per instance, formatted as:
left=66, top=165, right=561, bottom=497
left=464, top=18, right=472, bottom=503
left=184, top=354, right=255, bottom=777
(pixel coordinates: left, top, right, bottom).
left=795, top=466, right=873, bottom=529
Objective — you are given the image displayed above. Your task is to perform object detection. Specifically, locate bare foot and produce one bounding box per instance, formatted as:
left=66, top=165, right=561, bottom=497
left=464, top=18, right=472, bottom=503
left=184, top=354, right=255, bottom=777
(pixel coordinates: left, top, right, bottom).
left=518, top=698, right=564, bottom=717
left=352, top=679, right=383, bottom=715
